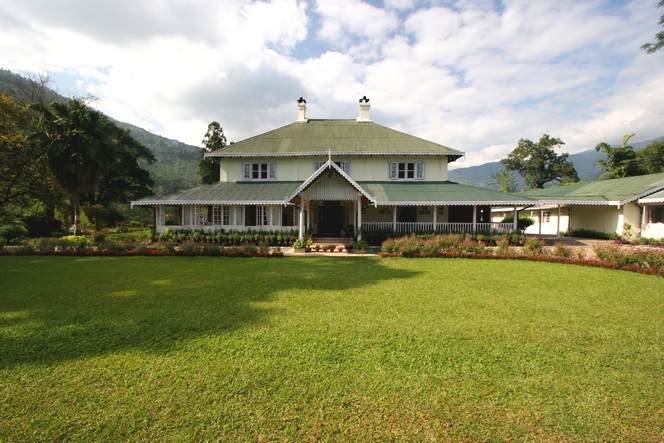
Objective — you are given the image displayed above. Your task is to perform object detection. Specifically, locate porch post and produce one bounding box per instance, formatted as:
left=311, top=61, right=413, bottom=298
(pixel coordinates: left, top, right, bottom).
left=393, top=205, right=397, bottom=232
left=357, top=196, right=362, bottom=240
left=557, top=204, right=561, bottom=239
left=538, top=206, right=542, bottom=237
left=513, top=206, right=518, bottom=233
left=299, top=197, right=305, bottom=240
left=472, top=205, right=477, bottom=235
left=433, top=205, right=437, bottom=233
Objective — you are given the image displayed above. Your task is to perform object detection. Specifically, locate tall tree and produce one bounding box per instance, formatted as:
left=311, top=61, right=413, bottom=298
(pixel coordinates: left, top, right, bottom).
left=594, top=133, right=644, bottom=179
left=642, top=0, right=664, bottom=54
left=489, top=167, right=518, bottom=193
left=199, top=122, right=227, bottom=184
left=637, top=140, right=664, bottom=174
left=501, top=134, right=579, bottom=189
left=31, top=99, right=120, bottom=233
left=81, top=127, right=156, bottom=207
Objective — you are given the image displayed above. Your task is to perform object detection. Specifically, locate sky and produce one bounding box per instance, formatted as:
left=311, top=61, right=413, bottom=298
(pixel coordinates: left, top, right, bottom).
left=1, top=0, right=663, bottom=168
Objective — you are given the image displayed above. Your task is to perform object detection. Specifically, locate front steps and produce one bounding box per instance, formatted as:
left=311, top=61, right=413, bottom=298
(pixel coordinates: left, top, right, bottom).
left=311, top=236, right=354, bottom=248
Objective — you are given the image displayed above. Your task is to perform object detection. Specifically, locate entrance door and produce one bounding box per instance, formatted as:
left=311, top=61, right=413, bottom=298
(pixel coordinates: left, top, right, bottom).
left=319, top=205, right=345, bottom=235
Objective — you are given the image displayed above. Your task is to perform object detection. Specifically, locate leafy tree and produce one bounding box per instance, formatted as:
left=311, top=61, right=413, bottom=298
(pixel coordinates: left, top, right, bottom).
left=0, top=93, right=52, bottom=217
left=31, top=99, right=124, bottom=233
left=594, top=133, right=645, bottom=179
left=81, top=127, right=156, bottom=208
left=642, top=0, right=664, bottom=54
left=489, top=168, right=518, bottom=193
left=637, top=140, right=664, bottom=174
left=199, top=122, right=227, bottom=184
left=501, top=134, right=579, bottom=189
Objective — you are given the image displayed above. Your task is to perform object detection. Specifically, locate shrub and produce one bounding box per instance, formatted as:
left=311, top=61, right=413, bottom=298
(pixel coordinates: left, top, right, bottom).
left=354, top=239, right=370, bottom=252
left=568, top=228, right=620, bottom=240
left=552, top=242, right=574, bottom=258
left=495, top=236, right=511, bottom=255
left=0, top=222, right=29, bottom=242
left=240, top=243, right=258, bottom=254
left=22, top=215, right=64, bottom=238
left=523, top=238, right=545, bottom=256
left=258, top=240, right=271, bottom=253
left=501, top=215, right=535, bottom=232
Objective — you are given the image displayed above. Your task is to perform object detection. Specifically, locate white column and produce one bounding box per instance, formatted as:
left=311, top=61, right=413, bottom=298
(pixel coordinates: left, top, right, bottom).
left=472, top=205, right=477, bottom=235
left=557, top=204, right=561, bottom=239
left=433, top=205, right=437, bottom=232
left=299, top=198, right=305, bottom=240
left=393, top=205, right=397, bottom=232
left=357, top=197, right=362, bottom=240
left=538, top=206, right=542, bottom=236
left=513, top=206, right=518, bottom=232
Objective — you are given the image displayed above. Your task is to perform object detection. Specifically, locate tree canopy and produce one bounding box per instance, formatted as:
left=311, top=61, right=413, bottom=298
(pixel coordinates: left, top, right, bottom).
left=198, top=121, right=227, bottom=184
left=501, top=134, right=579, bottom=189
left=642, top=0, right=664, bottom=54
left=489, top=167, right=517, bottom=193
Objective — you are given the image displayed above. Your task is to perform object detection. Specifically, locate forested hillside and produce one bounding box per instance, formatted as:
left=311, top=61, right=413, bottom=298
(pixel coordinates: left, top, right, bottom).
left=0, top=69, right=201, bottom=194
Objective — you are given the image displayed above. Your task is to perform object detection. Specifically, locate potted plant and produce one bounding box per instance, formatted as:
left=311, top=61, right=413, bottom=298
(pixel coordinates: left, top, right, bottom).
left=345, top=244, right=353, bottom=253
left=337, top=246, right=344, bottom=252
left=354, top=239, right=370, bottom=254
left=292, top=238, right=306, bottom=253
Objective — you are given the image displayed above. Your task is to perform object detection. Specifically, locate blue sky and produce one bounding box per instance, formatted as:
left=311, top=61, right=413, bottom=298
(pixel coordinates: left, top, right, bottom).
left=1, top=0, right=663, bottom=167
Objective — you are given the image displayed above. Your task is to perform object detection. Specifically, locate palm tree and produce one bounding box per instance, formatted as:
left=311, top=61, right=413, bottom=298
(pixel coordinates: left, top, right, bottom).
left=31, top=99, right=117, bottom=233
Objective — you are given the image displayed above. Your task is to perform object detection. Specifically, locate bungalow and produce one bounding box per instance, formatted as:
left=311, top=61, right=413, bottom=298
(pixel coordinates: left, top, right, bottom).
left=492, top=172, right=664, bottom=239
left=131, top=98, right=538, bottom=240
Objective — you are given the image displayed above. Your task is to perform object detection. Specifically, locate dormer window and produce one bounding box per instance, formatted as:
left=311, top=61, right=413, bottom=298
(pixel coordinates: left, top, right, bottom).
left=389, top=162, right=424, bottom=180
left=243, top=162, right=277, bottom=180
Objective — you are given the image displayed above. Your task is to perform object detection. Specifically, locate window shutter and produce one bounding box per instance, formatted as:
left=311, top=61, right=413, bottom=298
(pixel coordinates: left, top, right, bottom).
left=314, top=161, right=325, bottom=172
left=243, top=163, right=251, bottom=180
left=271, top=207, right=280, bottom=226
left=340, top=161, right=351, bottom=174
left=269, top=162, right=277, bottom=180
left=416, top=162, right=425, bottom=180
left=389, top=162, right=397, bottom=180
left=236, top=206, right=244, bottom=226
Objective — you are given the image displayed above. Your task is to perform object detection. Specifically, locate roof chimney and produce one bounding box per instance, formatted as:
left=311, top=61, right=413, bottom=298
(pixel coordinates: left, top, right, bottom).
left=297, top=97, right=307, bottom=122
left=357, top=96, right=371, bottom=122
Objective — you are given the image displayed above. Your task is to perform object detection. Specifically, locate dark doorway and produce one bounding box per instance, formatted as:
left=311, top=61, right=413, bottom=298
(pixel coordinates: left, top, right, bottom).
left=245, top=206, right=257, bottom=226
left=398, top=206, right=417, bottom=222
left=319, top=205, right=345, bottom=235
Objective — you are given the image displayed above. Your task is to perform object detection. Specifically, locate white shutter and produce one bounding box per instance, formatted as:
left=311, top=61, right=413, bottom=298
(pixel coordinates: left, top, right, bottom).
left=158, top=206, right=165, bottom=226
left=243, top=162, right=251, bottom=180
left=271, top=206, right=280, bottom=226
left=269, top=162, right=277, bottom=180
left=340, top=161, right=351, bottom=174
left=314, top=161, right=325, bottom=172
left=416, top=162, right=425, bottom=180
left=183, top=206, right=190, bottom=225
left=389, top=162, right=398, bottom=180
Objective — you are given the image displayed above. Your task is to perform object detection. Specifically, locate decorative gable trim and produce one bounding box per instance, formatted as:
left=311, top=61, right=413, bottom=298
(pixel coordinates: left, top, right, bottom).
left=287, top=160, right=376, bottom=204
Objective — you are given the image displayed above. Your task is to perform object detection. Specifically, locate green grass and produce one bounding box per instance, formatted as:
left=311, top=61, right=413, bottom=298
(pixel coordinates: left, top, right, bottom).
left=1, top=257, right=663, bottom=442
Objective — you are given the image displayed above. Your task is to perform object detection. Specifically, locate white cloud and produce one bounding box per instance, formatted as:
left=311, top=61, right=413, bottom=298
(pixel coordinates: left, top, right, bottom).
left=0, top=0, right=662, bottom=172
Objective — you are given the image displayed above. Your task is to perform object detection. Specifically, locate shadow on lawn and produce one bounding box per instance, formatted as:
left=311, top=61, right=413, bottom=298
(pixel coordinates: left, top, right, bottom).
left=0, top=256, right=418, bottom=368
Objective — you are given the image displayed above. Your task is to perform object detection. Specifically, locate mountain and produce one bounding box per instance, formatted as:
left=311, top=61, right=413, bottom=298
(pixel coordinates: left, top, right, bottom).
left=449, top=137, right=664, bottom=190
left=0, top=69, right=201, bottom=194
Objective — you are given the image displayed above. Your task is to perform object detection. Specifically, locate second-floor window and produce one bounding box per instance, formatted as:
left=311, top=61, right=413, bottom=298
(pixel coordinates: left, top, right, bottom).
left=243, top=162, right=277, bottom=180
left=389, top=162, right=424, bottom=180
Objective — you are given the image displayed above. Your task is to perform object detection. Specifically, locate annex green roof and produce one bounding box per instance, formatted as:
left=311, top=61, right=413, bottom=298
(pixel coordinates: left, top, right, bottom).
left=132, top=182, right=301, bottom=206
left=206, top=120, right=463, bottom=160
left=522, top=172, right=664, bottom=205
left=358, top=182, right=538, bottom=206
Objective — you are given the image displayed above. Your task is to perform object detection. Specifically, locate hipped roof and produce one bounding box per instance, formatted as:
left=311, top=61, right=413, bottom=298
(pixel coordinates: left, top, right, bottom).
left=205, top=120, right=464, bottom=160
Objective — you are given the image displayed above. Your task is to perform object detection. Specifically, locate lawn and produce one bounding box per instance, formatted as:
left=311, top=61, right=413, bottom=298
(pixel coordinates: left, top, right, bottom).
left=0, top=256, right=663, bottom=442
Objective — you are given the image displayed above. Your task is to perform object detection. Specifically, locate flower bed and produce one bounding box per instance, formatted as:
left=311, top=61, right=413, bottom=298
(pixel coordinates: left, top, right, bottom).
left=379, top=234, right=664, bottom=277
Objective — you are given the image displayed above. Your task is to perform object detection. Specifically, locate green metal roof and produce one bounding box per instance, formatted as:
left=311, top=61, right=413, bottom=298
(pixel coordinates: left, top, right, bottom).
left=206, top=119, right=463, bottom=159
left=523, top=172, right=664, bottom=204
left=132, top=182, right=301, bottom=206
left=358, top=182, right=538, bottom=206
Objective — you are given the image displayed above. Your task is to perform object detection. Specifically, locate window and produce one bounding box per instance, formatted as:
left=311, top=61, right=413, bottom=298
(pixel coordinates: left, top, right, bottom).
left=314, top=161, right=351, bottom=174
left=243, top=162, right=277, bottom=180
left=653, top=207, right=664, bottom=223
left=389, top=162, right=424, bottom=180
left=194, top=206, right=207, bottom=225
left=164, top=206, right=182, bottom=226
left=282, top=206, right=298, bottom=226
left=542, top=211, right=550, bottom=223
left=213, top=206, right=222, bottom=225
